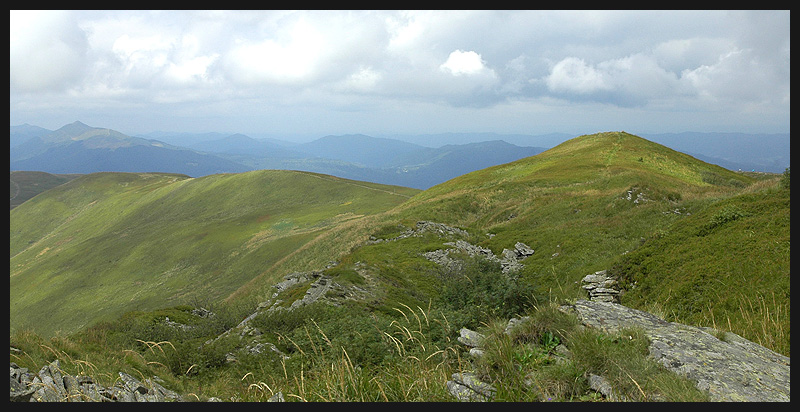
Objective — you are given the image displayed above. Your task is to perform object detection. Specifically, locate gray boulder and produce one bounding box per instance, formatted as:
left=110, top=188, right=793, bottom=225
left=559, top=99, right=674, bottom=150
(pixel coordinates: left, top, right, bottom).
left=561, top=299, right=790, bottom=402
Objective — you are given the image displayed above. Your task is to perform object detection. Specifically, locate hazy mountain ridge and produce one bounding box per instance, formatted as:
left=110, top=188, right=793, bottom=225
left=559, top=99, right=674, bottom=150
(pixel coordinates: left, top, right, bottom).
left=640, top=132, right=790, bottom=173
left=297, top=134, right=424, bottom=168
left=10, top=122, right=251, bottom=177
left=10, top=123, right=550, bottom=189
left=185, top=133, right=304, bottom=159
left=12, top=124, right=790, bottom=185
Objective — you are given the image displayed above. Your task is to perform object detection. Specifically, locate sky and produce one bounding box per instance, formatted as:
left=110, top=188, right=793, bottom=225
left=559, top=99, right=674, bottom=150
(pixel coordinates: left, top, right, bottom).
left=9, top=10, right=791, bottom=142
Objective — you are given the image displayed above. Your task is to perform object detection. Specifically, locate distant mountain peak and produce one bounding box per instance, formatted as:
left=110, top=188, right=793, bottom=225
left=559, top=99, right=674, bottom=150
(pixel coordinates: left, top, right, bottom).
left=224, top=133, right=255, bottom=141
left=56, top=120, right=93, bottom=135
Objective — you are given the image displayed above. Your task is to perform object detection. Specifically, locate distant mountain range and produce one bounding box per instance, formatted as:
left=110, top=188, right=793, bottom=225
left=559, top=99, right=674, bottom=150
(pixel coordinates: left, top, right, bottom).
left=638, top=132, right=791, bottom=173
left=10, top=122, right=790, bottom=191
left=10, top=122, right=547, bottom=189
left=10, top=121, right=250, bottom=177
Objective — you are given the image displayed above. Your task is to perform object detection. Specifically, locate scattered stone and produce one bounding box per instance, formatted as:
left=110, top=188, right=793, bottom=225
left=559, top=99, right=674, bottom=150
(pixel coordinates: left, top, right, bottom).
left=9, top=363, right=35, bottom=402
left=446, top=372, right=496, bottom=402
left=423, top=238, right=534, bottom=275
left=503, top=316, right=530, bottom=335
left=10, top=360, right=186, bottom=402
left=581, top=270, right=620, bottom=303
left=191, top=307, right=215, bottom=318
left=588, top=373, right=627, bottom=402
left=367, top=221, right=470, bottom=244
left=458, top=328, right=485, bottom=348
left=163, top=316, right=193, bottom=331
left=622, top=187, right=649, bottom=204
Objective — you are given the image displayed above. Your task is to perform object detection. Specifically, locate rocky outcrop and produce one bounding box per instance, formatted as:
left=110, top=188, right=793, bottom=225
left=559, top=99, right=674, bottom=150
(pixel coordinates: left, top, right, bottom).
left=447, top=327, right=494, bottom=401
left=446, top=372, right=496, bottom=402
left=203, top=270, right=337, bottom=361
left=367, top=221, right=470, bottom=244
left=10, top=359, right=184, bottom=402
left=580, top=270, right=620, bottom=303
left=423, top=239, right=534, bottom=274
left=368, top=221, right=535, bottom=274
left=560, top=299, right=790, bottom=402
left=447, top=291, right=790, bottom=403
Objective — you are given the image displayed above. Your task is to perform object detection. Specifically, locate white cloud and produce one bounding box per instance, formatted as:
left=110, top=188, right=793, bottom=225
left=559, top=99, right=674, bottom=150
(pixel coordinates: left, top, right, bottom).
left=223, top=18, right=326, bottom=85
left=651, top=37, right=735, bottom=74
left=385, top=11, right=426, bottom=53
left=337, top=66, right=383, bottom=93
left=546, top=57, right=610, bottom=94
left=111, top=34, right=170, bottom=78
left=9, top=10, right=88, bottom=92
left=680, top=47, right=784, bottom=107
left=165, top=54, right=219, bottom=84
left=8, top=10, right=790, bottom=135
left=440, top=50, right=491, bottom=76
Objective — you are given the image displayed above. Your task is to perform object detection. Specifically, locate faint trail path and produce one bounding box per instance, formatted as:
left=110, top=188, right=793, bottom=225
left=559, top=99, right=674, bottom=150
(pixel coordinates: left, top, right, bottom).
left=10, top=178, right=21, bottom=202
left=296, top=171, right=413, bottom=198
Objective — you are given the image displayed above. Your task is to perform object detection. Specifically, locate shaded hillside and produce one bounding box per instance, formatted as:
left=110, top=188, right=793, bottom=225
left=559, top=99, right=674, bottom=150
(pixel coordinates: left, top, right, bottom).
left=10, top=171, right=81, bottom=209
left=10, top=170, right=418, bottom=337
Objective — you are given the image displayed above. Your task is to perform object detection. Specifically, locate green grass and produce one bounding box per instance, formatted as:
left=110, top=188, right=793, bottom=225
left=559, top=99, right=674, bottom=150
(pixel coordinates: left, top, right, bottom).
left=611, top=181, right=790, bottom=355
left=10, top=170, right=81, bottom=209
left=471, top=304, right=709, bottom=402
left=9, top=132, right=789, bottom=401
left=10, top=170, right=419, bottom=337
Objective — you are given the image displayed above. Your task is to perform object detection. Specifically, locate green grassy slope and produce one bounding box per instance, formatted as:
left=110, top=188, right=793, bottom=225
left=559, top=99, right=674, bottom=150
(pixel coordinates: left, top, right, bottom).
left=219, top=132, right=789, bottom=350
left=376, top=132, right=754, bottom=299
left=10, top=170, right=418, bottom=337
left=610, top=180, right=790, bottom=354
left=8, top=131, right=788, bottom=403
left=226, top=132, right=787, bottom=354
left=9, top=171, right=81, bottom=209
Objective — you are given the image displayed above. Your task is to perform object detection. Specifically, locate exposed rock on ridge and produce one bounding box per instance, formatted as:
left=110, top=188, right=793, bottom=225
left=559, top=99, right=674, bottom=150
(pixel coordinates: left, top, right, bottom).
left=580, top=270, right=620, bottom=303
left=423, top=239, right=534, bottom=274
left=560, top=299, right=790, bottom=402
left=10, top=359, right=184, bottom=402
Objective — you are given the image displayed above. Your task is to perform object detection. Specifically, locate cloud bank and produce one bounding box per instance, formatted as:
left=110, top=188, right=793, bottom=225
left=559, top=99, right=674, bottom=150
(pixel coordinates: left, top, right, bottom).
left=9, top=10, right=790, bottom=136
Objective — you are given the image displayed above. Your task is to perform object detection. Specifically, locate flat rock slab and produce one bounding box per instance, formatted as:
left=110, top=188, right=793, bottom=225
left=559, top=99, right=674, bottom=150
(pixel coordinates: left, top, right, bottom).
left=562, top=300, right=790, bottom=402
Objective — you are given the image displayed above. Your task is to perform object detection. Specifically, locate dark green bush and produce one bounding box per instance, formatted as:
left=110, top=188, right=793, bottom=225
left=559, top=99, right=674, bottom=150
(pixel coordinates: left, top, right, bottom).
left=253, top=303, right=396, bottom=367
left=435, top=255, right=541, bottom=329
left=710, top=205, right=748, bottom=226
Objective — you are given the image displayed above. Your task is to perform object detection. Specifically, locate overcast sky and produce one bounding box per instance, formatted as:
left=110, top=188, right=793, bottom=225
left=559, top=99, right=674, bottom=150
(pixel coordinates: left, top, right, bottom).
left=9, top=10, right=791, bottom=141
